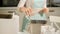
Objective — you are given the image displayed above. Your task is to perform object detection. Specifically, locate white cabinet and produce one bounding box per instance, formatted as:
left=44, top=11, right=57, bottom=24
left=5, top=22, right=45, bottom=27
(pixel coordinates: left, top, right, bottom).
left=49, top=8, right=60, bottom=16
left=0, top=15, right=19, bottom=34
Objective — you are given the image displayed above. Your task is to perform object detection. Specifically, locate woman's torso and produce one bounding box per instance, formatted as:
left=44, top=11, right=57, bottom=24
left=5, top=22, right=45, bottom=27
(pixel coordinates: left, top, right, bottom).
left=25, top=0, right=47, bottom=20
left=26, top=0, right=46, bottom=13
left=26, top=0, right=46, bottom=8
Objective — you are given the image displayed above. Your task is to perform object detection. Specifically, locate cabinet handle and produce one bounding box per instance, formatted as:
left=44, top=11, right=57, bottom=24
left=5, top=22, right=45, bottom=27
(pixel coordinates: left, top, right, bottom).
left=49, top=10, right=55, bottom=12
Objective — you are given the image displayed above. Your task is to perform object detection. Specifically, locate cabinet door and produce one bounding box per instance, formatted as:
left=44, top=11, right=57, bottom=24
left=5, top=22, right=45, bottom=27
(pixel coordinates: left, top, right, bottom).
left=31, top=24, right=41, bottom=34
left=49, top=8, right=60, bottom=16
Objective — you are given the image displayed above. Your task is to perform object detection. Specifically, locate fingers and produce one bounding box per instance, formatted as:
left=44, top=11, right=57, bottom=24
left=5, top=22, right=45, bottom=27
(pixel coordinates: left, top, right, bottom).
left=25, top=8, right=33, bottom=16
left=28, top=8, right=33, bottom=16
left=43, top=8, right=49, bottom=13
left=28, top=9, right=34, bottom=16
left=40, top=8, right=49, bottom=13
left=25, top=9, right=28, bottom=15
left=20, top=7, right=34, bottom=16
left=27, top=8, right=31, bottom=16
left=20, top=7, right=26, bottom=12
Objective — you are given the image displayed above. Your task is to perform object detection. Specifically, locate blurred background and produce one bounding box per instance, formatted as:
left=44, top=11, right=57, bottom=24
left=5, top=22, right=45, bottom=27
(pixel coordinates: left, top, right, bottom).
left=0, top=0, right=60, bottom=34
left=0, top=0, right=60, bottom=31
left=0, top=0, right=60, bottom=7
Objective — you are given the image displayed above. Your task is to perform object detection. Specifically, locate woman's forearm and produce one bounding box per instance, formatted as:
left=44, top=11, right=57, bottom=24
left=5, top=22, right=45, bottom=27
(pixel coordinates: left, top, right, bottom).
left=20, top=7, right=27, bottom=12
left=17, top=0, right=27, bottom=12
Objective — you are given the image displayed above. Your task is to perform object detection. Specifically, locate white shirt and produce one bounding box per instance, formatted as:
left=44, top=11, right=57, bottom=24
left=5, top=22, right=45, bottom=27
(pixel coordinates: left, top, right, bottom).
left=17, top=0, right=46, bottom=8
left=17, top=0, right=26, bottom=8
left=17, top=0, right=47, bottom=20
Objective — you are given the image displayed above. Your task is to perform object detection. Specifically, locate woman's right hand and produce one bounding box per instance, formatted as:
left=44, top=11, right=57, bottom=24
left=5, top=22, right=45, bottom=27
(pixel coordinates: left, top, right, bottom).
left=20, top=7, right=33, bottom=16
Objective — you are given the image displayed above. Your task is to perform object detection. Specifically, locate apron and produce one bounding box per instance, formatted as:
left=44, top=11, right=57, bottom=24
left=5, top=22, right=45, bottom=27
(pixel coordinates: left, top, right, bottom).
left=21, top=0, right=47, bottom=32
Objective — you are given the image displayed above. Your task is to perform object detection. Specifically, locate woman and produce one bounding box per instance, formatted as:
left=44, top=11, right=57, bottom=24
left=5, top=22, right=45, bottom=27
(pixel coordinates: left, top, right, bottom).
left=18, top=0, right=49, bottom=32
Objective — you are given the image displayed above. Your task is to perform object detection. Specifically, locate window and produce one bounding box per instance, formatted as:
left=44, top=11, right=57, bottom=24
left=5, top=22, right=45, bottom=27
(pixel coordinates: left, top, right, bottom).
left=47, top=0, right=60, bottom=7
left=0, top=0, right=20, bottom=7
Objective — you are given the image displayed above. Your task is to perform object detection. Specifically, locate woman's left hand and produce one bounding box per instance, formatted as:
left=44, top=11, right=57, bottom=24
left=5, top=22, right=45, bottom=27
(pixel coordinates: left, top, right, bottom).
left=41, top=8, right=49, bottom=13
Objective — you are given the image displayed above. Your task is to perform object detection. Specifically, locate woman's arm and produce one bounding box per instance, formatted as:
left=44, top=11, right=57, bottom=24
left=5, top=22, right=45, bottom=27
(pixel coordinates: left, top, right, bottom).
left=17, top=0, right=33, bottom=16
left=44, top=0, right=49, bottom=13
left=18, top=0, right=27, bottom=8
left=41, top=0, right=49, bottom=13
left=17, top=0, right=27, bottom=12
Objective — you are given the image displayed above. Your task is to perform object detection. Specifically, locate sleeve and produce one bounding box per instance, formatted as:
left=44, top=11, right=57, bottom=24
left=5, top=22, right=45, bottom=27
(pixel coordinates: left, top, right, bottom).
left=44, top=0, right=47, bottom=8
left=17, top=0, right=27, bottom=13
left=17, top=0, right=27, bottom=8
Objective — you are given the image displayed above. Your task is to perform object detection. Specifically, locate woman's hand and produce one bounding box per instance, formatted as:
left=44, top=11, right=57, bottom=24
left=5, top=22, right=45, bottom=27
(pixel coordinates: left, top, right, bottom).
left=20, top=7, right=33, bottom=16
left=42, top=8, right=49, bottom=13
